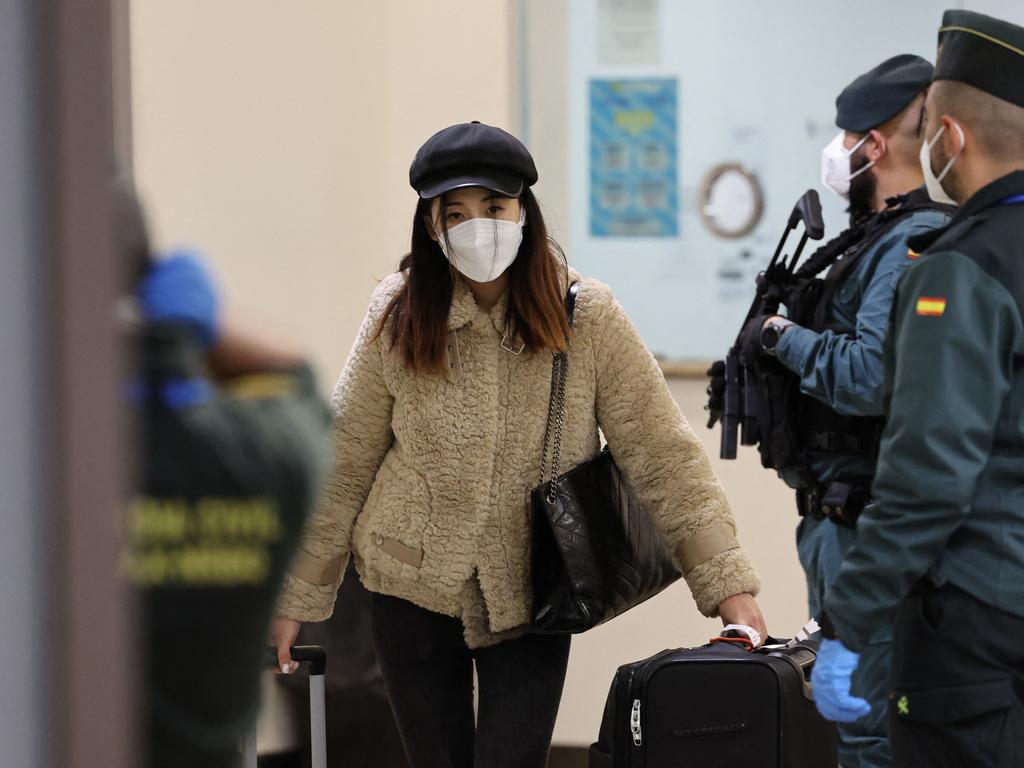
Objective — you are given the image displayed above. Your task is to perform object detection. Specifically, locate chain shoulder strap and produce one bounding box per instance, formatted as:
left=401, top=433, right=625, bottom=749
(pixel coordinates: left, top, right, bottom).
left=539, top=351, right=568, bottom=500
left=539, top=282, right=580, bottom=502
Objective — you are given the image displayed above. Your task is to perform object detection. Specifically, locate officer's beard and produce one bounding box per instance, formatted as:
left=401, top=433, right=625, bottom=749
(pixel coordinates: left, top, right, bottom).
left=847, top=149, right=877, bottom=226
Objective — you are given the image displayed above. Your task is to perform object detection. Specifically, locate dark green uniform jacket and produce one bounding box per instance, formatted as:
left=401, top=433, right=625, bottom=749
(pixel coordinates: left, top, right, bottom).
left=826, top=171, right=1024, bottom=652
left=126, top=325, right=329, bottom=768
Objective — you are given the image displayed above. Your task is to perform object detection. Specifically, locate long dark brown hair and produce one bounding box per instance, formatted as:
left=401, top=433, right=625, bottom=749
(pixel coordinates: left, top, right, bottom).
left=373, top=187, right=570, bottom=374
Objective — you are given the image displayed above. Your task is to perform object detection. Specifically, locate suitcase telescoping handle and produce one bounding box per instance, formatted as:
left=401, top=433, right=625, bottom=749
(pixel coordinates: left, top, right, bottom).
left=263, top=644, right=327, bottom=676
left=243, top=645, right=328, bottom=768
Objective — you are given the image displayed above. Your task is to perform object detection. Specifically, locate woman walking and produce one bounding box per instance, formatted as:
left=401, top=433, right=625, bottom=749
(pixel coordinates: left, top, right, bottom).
left=273, top=121, right=765, bottom=767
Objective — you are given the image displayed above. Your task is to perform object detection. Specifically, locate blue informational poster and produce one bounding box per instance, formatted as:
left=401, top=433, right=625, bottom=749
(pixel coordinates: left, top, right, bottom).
left=589, top=78, right=678, bottom=237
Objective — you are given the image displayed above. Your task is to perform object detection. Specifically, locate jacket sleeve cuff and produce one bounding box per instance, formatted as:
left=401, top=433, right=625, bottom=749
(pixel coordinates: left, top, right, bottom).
left=774, top=324, right=816, bottom=373
left=289, top=548, right=346, bottom=586
left=674, top=523, right=739, bottom=574
left=275, top=573, right=341, bottom=622
left=683, top=546, right=762, bottom=617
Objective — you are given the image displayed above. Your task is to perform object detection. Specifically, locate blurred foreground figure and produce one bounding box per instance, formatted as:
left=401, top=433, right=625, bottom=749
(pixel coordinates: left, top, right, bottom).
left=117, top=185, right=329, bottom=767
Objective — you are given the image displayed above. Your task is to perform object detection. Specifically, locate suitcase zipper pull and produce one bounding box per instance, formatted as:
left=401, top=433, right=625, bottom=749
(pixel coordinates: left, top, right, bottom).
left=630, top=699, right=642, bottom=747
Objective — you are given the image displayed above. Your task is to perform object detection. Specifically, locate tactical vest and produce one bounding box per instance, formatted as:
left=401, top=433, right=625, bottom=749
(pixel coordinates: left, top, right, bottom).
left=756, top=189, right=953, bottom=482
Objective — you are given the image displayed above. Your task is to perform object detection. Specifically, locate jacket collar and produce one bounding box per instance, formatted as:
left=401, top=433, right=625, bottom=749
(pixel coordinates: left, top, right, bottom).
left=887, top=185, right=933, bottom=209
left=908, top=170, right=1024, bottom=254
left=446, top=277, right=515, bottom=337
left=950, top=170, right=1024, bottom=223
left=447, top=277, right=480, bottom=331
left=445, top=264, right=581, bottom=337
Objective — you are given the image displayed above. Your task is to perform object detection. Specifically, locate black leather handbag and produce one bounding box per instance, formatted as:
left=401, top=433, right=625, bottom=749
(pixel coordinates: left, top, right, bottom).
left=530, top=282, right=681, bottom=634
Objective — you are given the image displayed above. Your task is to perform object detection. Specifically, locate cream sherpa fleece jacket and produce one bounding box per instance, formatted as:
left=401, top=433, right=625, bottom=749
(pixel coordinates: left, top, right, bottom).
left=277, top=269, right=761, bottom=647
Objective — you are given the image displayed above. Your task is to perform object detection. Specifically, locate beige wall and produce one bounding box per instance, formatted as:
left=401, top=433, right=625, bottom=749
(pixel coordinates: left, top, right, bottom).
left=132, top=0, right=516, bottom=385
left=130, top=0, right=805, bottom=750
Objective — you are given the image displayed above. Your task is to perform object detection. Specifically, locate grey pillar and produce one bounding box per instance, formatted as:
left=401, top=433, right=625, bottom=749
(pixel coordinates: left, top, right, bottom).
left=0, top=0, right=50, bottom=765
left=0, top=0, right=136, bottom=765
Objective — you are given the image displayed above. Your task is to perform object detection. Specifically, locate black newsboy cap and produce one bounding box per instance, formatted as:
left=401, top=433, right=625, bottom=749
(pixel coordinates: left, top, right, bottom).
left=836, top=54, right=934, bottom=132
left=409, top=121, right=538, bottom=199
left=935, top=10, right=1024, bottom=109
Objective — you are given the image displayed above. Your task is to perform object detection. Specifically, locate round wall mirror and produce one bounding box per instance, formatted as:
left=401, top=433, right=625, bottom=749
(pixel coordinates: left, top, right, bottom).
left=698, top=163, right=765, bottom=239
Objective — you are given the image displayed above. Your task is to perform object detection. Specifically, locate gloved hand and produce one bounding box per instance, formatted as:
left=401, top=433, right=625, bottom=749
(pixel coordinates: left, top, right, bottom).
left=706, top=360, right=726, bottom=428
left=137, top=250, right=220, bottom=348
left=811, top=638, right=872, bottom=722
left=739, top=314, right=770, bottom=368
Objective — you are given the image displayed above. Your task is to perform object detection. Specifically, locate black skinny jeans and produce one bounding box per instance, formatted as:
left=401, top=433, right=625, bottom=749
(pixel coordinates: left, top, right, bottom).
left=370, top=592, right=571, bottom=768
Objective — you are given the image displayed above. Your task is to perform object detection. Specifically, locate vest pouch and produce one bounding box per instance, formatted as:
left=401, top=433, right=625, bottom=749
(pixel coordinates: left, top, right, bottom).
left=820, top=481, right=870, bottom=527
left=751, top=361, right=804, bottom=472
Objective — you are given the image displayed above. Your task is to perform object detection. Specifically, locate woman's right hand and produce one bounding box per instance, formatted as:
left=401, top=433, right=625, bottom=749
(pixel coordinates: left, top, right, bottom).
left=716, top=593, right=768, bottom=647
left=271, top=617, right=301, bottom=674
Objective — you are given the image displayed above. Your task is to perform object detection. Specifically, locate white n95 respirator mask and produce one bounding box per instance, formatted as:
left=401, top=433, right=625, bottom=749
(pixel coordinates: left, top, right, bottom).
left=821, top=132, right=875, bottom=199
left=920, top=122, right=964, bottom=206
left=437, top=211, right=526, bottom=283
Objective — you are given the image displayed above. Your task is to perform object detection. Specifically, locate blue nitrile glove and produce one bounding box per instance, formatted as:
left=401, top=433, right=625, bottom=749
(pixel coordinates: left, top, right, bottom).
left=811, top=638, right=872, bottom=722
left=137, top=249, right=220, bottom=348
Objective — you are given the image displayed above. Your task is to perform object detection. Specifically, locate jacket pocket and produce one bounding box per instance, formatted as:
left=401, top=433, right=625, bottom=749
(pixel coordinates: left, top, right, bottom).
left=893, top=678, right=1012, bottom=723
left=918, top=585, right=946, bottom=633
left=353, top=458, right=430, bottom=577
left=378, top=537, right=423, bottom=568
left=890, top=678, right=1018, bottom=767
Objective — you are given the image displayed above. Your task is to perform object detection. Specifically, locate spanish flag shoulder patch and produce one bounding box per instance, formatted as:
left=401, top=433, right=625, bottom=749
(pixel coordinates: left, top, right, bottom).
left=916, top=297, right=947, bottom=316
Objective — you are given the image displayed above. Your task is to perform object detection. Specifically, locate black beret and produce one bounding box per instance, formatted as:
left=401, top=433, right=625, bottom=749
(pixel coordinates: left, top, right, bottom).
left=935, top=10, right=1024, bottom=109
left=409, top=121, right=538, bottom=199
left=835, top=54, right=934, bottom=132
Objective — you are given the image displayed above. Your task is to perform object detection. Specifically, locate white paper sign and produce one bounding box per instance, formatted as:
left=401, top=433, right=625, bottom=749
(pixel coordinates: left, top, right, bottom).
left=597, top=0, right=661, bottom=66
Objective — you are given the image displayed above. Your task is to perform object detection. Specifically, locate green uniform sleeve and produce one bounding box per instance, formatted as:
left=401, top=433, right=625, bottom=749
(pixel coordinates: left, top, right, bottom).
left=825, top=250, right=1020, bottom=650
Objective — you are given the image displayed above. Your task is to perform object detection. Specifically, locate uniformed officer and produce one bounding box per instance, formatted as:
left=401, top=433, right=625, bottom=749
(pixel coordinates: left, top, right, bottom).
left=710, top=55, right=951, bottom=768
left=813, top=10, right=1024, bottom=767
left=121, top=193, right=330, bottom=768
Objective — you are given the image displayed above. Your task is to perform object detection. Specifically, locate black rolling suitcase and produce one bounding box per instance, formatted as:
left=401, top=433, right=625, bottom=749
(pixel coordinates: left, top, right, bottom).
left=588, top=639, right=837, bottom=767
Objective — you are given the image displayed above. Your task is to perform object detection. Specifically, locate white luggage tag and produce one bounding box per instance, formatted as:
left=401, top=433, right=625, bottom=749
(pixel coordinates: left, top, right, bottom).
left=786, top=618, right=821, bottom=647
left=720, top=623, right=763, bottom=649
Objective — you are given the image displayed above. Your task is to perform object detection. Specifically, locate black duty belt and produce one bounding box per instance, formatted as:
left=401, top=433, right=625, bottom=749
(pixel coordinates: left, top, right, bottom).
left=801, top=430, right=877, bottom=454
left=796, top=481, right=871, bottom=528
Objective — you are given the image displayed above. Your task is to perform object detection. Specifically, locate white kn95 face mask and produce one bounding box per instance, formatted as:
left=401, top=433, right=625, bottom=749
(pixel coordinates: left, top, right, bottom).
left=437, top=211, right=526, bottom=283
left=821, top=132, right=874, bottom=199
left=920, top=122, right=965, bottom=206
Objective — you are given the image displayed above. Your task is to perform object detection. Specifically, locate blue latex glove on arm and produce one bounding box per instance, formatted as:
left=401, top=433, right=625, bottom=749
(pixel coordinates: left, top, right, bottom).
left=811, top=638, right=871, bottom=722
left=137, top=249, right=220, bottom=348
